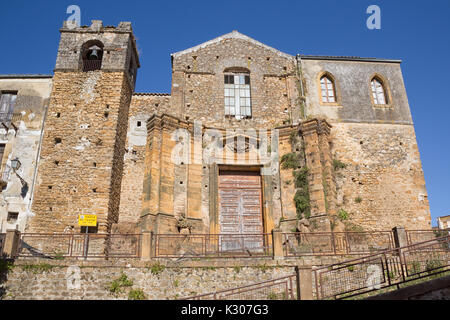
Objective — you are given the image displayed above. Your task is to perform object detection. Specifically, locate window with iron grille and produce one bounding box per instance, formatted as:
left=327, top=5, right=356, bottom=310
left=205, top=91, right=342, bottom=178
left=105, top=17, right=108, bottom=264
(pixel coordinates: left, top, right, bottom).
left=224, top=73, right=251, bottom=119
left=0, top=91, right=17, bottom=123
left=371, top=78, right=387, bottom=105
left=320, top=76, right=336, bottom=103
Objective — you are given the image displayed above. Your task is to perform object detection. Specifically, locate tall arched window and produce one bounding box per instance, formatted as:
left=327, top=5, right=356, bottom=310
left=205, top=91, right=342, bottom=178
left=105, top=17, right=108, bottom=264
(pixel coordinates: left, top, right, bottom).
left=320, top=75, right=336, bottom=103
left=371, top=77, right=387, bottom=105
left=224, top=68, right=251, bottom=119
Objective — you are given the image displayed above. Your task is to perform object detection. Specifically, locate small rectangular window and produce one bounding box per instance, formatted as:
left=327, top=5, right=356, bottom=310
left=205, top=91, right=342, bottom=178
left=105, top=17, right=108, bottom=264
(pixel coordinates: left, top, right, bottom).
left=7, top=212, right=18, bottom=224
left=0, top=91, right=17, bottom=123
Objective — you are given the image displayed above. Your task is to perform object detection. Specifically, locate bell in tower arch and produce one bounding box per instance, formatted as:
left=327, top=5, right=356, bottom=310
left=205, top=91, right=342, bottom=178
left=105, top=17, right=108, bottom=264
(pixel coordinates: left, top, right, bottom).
left=87, top=45, right=102, bottom=60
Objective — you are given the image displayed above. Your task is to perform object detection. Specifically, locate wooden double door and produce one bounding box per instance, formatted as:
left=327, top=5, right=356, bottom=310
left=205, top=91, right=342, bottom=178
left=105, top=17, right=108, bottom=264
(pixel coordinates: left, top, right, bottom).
left=218, top=171, right=264, bottom=252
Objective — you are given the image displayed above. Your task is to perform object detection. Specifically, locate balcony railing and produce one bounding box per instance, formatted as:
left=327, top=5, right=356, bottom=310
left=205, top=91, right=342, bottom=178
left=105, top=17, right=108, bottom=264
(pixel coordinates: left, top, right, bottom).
left=83, top=59, right=102, bottom=72
left=0, top=112, right=22, bottom=125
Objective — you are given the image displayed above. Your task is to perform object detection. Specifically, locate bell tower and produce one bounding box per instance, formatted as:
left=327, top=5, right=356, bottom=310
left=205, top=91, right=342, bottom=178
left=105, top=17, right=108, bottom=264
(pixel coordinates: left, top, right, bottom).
left=29, top=20, right=140, bottom=233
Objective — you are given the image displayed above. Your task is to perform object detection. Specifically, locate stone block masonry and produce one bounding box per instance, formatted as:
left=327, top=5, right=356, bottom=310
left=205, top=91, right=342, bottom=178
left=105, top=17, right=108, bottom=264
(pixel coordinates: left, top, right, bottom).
left=1, top=256, right=352, bottom=300
left=29, top=20, right=139, bottom=234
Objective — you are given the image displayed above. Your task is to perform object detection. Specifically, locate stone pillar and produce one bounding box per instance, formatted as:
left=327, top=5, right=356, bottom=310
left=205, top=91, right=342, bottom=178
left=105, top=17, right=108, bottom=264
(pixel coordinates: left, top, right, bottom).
left=140, top=231, right=153, bottom=260
left=295, top=266, right=313, bottom=300
left=393, top=226, right=408, bottom=248
left=3, top=229, right=20, bottom=258
left=272, top=229, right=284, bottom=259
left=299, top=119, right=333, bottom=231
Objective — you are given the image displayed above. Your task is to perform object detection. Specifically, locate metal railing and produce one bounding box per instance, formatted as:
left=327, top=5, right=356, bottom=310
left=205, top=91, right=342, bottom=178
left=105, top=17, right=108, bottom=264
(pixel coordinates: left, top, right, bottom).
left=283, top=231, right=395, bottom=256
left=313, top=235, right=450, bottom=300
left=83, top=59, right=102, bottom=72
left=0, top=233, right=5, bottom=257
left=405, top=229, right=450, bottom=246
left=153, top=233, right=273, bottom=258
left=184, top=274, right=298, bottom=300
left=17, top=233, right=141, bottom=259
left=0, top=112, right=22, bottom=125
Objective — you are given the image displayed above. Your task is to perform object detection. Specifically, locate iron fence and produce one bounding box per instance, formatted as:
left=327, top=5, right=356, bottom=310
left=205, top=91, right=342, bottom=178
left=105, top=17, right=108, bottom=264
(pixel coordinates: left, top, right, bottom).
left=17, top=233, right=141, bottom=259
left=184, top=274, right=297, bottom=300
left=0, top=233, right=5, bottom=257
left=313, top=235, right=450, bottom=300
left=405, top=229, right=450, bottom=246
left=283, top=231, right=395, bottom=257
left=154, top=233, right=273, bottom=258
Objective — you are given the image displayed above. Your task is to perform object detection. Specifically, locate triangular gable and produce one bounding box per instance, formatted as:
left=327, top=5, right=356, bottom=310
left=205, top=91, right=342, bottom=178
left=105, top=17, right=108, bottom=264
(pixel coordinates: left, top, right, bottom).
left=171, top=30, right=293, bottom=60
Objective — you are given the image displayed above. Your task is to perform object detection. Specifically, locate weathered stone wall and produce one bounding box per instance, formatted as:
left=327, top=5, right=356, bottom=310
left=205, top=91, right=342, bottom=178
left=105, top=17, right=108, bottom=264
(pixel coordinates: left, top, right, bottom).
left=116, top=94, right=170, bottom=232
left=30, top=71, right=132, bottom=233
left=171, top=31, right=299, bottom=129
left=331, top=122, right=430, bottom=230
left=300, top=58, right=413, bottom=124
left=0, top=77, right=52, bottom=233
left=29, top=20, right=140, bottom=234
left=300, top=58, right=431, bottom=231
left=1, top=256, right=352, bottom=300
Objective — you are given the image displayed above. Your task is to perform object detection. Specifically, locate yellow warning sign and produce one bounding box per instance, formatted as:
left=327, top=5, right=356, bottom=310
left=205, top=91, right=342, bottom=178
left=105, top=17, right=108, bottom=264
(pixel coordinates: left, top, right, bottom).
left=78, top=214, right=97, bottom=227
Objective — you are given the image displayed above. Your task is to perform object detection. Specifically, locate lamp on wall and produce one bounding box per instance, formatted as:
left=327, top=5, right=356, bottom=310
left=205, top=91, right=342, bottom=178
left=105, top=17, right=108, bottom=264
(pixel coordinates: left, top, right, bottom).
left=10, top=158, right=28, bottom=194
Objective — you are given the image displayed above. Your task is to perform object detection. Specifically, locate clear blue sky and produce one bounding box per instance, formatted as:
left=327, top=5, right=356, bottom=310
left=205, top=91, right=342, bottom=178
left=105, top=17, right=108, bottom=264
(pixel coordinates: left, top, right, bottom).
left=1, top=0, right=449, bottom=226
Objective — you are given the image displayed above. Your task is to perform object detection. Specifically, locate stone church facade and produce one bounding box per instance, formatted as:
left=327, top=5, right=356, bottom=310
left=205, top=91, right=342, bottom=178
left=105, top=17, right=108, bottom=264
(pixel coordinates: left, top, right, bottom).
left=0, top=20, right=431, bottom=236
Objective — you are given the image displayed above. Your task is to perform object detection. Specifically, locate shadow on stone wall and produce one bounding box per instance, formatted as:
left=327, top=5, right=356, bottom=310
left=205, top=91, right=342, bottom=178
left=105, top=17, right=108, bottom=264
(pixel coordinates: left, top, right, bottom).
left=0, top=258, right=14, bottom=299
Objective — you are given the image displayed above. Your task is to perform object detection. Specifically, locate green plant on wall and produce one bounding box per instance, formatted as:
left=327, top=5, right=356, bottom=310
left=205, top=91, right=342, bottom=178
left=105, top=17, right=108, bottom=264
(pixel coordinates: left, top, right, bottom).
left=267, top=292, right=278, bottom=300
left=426, top=258, right=443, bottom=273
left=128, top=288, right=147, bottom=300
left=293, top=167, right=311, bottom=219
left=281, top=132, right=311, bottom=220
left=333, top=159, right=347, bottom=171
left=109, top=272, right=133, bottom=295
left=0, top=260, right=14, bottom=273
left=337, top=209, right=349, bottom=221
left=408, top=261, right=421, bottom=275
left=280, top=153, right=300, bottom=170
left=148, top=262, right=165, bottom=275
left=21, top=263, right=54, bottom=274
